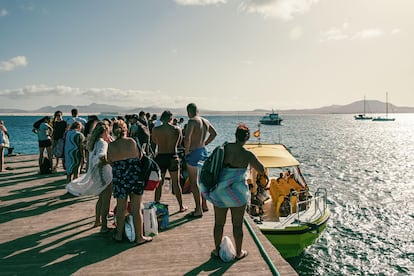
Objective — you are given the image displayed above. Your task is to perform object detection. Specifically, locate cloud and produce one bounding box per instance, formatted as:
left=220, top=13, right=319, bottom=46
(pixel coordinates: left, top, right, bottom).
left=0, top=56, right=28, bottom=72
left=0, top=8, right=8, bottom=17
left=174, top=0, right=227, bottom=6
left=320, top=24, right=385, bottom=42
left=351, top=29, right=384, bottom=40
left=239, top=0, right=320, bottom=20
left=0, top=85, right=196, bottom=109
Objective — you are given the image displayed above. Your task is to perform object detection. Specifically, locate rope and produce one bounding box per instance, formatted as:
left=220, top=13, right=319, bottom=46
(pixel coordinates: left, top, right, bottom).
left=244, top=216, right=280, bottom=276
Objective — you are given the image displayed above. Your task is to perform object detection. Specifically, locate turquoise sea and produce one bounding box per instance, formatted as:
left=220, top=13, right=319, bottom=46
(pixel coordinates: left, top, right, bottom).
left=1, top=114, right=414, bottom=275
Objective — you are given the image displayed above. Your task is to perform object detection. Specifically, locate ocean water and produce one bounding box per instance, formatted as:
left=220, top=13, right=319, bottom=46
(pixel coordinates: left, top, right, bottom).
left=1, top=114, right=414, bottom=275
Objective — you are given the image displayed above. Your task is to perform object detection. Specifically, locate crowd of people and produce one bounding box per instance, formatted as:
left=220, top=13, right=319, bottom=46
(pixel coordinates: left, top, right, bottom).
left=25, top=103, right=267, bottom=260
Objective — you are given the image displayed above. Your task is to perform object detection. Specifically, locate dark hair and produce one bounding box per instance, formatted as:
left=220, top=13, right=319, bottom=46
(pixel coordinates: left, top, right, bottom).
left=33, top=116, right=50, bottom=129
left=235, top=123, right=250, bottom=142
left=186, top=103, right=198, bottom=116
left=160, top=110, right=172, bottom=123
left=54, top=110, right=62, bottom=118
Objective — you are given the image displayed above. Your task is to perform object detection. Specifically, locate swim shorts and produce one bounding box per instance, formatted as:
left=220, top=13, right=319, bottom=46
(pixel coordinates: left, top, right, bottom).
left=185, top=147, right=208, bottom=167
left=39, top=139, right=52, bottom=148
left=155, top=153, right=180, bottom=173
left=112, top=158, right=146, bottom=198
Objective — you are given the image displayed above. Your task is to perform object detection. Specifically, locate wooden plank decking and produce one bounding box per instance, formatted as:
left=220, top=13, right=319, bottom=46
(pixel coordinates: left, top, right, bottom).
left=0, top=154, right=297, bottom=275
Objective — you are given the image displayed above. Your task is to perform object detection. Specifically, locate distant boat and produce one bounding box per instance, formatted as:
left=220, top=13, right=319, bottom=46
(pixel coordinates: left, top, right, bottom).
left=372, top=92, right=395, bottom=121
left=354, top=96, right=372, bottom=120
left=260, top=110, right=283, bottom=125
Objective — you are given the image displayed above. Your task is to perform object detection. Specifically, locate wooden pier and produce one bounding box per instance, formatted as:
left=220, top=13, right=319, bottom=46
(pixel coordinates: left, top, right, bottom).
left=0, top=154, right=297, bottom=275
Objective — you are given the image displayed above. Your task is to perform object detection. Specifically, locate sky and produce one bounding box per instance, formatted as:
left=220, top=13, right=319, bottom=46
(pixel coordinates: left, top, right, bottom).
left=0, top=0, right=413, bottom=111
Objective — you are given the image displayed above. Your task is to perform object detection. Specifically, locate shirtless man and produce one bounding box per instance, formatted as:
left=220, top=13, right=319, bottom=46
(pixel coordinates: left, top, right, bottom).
left=184, top=103, right=217, bottom=217
left=152, top=111, right=187, bottom=212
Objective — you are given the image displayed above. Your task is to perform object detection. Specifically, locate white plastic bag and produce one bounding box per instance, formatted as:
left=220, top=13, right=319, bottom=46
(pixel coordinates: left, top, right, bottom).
left=143, top=206, right=158, bottom=236
left=124, top=214, right=136, bottom=242
left=219, top=236, right=236, bottom=262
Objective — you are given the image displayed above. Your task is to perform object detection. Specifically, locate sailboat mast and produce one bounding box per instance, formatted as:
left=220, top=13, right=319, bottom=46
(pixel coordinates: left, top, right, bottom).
left=364, top=96, right=366, bottom=115
left=386, top=92, right=388, bottom=118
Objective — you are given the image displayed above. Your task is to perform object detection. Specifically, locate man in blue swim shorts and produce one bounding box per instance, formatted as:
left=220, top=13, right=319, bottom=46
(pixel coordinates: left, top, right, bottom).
left=185, top=147, right=208, bottom=166
left=184, top=103, right=217, bottom=218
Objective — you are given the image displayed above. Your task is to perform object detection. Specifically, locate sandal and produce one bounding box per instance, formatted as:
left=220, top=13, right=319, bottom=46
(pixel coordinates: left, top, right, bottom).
left=135, top=237, right=153, bottom=246
left=236, top=250, right=248, bottom=260
left=210, top=249, right=219, bottom=259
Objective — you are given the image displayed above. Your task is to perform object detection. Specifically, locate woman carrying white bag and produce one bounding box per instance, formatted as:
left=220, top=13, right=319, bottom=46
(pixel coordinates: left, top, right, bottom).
left=108, top=120, right=153, bottom=245
left=201, top=124, right=268, bottom=261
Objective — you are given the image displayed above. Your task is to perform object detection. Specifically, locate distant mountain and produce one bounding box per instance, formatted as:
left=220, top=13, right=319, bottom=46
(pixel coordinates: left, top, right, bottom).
left=284, top=100, right=414, bottom=114
left=1, top=100, right=414, bottom=115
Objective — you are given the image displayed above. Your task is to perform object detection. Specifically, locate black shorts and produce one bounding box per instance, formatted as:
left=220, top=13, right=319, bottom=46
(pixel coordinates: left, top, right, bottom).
left=155, top=153, right=180, bottom=173
left=39, top=139, right=52, bottom=148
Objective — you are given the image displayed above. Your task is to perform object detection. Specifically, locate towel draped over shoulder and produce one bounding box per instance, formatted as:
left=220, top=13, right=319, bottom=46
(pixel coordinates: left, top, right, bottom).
left=201, top=167, right=249, bottom=208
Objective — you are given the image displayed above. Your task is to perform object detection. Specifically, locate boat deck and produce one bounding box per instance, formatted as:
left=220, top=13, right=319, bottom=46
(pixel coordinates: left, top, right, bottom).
left=0, top=154, right=297, bottom=275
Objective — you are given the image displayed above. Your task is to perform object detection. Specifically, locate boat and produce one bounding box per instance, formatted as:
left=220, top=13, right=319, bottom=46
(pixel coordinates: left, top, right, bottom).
left=354, top=96, right=372, bottom=120
left=259, top=110, right=283, bottom=125
left=372, top=92, right=395, bottom=121
left=245, top=143, right=329, bottom=259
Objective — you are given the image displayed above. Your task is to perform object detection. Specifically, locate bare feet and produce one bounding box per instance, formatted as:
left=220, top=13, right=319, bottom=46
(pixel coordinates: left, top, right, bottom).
left=179, top=206, right=188, bottom=212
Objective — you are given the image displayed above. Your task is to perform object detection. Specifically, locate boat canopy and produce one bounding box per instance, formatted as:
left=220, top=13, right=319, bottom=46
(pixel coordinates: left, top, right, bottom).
left=244, top=143, right=299, bottom=168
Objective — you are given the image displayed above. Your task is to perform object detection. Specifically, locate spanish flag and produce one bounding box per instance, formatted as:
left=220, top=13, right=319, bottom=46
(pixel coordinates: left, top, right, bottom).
left=253, top=130, right=260, bottom=138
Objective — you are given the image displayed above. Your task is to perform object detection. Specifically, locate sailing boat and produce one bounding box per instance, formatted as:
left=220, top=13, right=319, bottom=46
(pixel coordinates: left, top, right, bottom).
left=372, top=92, right=395, bottom=121
left=354, top=96, right=372, bottom=120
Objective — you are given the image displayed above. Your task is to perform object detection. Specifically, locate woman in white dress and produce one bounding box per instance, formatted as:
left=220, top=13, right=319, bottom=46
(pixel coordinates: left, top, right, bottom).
left=66, top=121, right=113, bottom=232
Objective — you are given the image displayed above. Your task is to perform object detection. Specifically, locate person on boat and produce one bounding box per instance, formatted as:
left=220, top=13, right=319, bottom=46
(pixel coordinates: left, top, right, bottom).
left=52, top=111, right=67, bottom=172
left=107, top=120, right=153, bottom=245
left=201, top=124, right=267, bottom=260
left=184, top=102, right=217, bottom=217
left=64, top=121, right=85, bottom=183
left=270, top=170, right=305, bottom=219
left=33, top=116, right=54, bottom=173
left=65, top=121, right=114, bottom=232
left=151, top=110, right=187, bottom=212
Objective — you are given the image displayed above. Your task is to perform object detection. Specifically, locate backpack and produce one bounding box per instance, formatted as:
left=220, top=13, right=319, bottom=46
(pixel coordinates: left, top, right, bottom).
left=140, top=154, right=161, bottom=191
left=199, top=142, right=228, bottom=193
left=40, top=157, right=52, bottom=174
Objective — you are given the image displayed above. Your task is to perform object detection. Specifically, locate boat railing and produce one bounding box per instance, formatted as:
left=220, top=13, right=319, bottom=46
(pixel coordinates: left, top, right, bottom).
left=289, top=188, right=328, bottom=221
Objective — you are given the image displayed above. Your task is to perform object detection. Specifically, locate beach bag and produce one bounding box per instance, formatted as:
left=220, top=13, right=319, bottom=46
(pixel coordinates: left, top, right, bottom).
left=53, top=138, right=64, bottom=158
left=199, top=142, right=227, bottom=193
left=154, top=202, right=169, bottom=230
left=219, top=236, right=236, bottom=262
left=40, top=157, right=52, bottom=174
left=141, top=154, right=161, bottom=191
left=143, top=204, right=158, bottom=236
left=124, top=214, right=136, bottom=242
